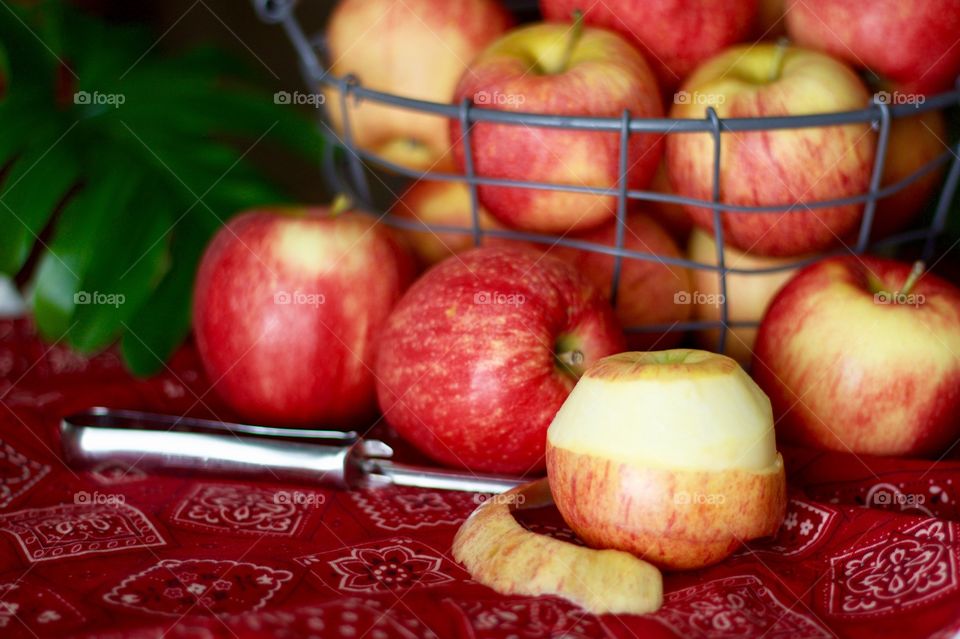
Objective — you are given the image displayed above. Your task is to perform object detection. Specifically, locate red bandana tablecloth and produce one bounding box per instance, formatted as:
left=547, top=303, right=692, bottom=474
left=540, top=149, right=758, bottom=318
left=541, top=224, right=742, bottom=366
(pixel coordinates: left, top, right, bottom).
left=1, top=317, right=960, bottom=638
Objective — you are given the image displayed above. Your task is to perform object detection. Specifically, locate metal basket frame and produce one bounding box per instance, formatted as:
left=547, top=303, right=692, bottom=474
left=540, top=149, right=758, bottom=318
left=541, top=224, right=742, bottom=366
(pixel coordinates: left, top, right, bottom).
left=253, top=0, right=960, bottom=355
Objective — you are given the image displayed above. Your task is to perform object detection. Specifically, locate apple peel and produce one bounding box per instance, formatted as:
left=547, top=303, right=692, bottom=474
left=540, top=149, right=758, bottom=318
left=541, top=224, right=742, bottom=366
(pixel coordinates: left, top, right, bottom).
left=452, top=478, right=663, bottom=615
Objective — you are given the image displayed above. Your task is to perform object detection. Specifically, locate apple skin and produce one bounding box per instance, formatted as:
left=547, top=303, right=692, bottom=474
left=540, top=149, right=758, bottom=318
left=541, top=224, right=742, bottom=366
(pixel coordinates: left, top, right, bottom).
left=193, top=208, right=414, bottom=426
left=450, top=23, right=663, bottom=234
left=545, top=213, right=692, bottom=350
left=390, top=179, right=505, bottom=265
left=688, top=228, right=802, bottom=363
left=667, top=44, right=876, bottom=257
left=645, top=161, right=693, bottom=244
left=753, top=256, right=960, bottom=456
left=324, top=0, right=511, bottom=170
left=548, top=446, right=785, bottom=570
left=540, top=0, right=758, bottom=91
left=375, top=245, right=625, bottom=474
left=872, top=110, right=948, bottom=239
left=785, top=0, right=960, bottom=96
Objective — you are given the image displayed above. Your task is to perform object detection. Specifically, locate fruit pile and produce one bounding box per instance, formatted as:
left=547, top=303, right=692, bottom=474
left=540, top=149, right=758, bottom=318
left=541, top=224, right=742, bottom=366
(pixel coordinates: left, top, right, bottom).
left=194, top=0, right=960, bottom=616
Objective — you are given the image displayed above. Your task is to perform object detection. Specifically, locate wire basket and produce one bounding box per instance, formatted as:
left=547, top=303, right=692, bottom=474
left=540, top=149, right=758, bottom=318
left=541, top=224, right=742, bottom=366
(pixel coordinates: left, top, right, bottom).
left=252, top=0, right=960, bottom=356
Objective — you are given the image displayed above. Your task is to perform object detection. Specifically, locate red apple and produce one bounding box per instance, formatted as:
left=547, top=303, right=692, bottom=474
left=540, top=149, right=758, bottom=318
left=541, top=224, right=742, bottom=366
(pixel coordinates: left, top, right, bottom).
left=540, top=0, right=758, bottom=91
left=785, top=0, right=960, bottom=96
left=324, top=0, right=511, bottom=170
left=645, top=160, right=694, bottom=244
left=753, top=256, right=960, bottom=456
left=544, top=213, right=692, bottom=350
left=755, top=0, right=786, bottom=39
left=193, top=208, right=414, bottom=426
left=450, top=21, right=663, bottom=234
left=375, top=245, right=625, bottom=473
left=390, top=179, right=505, bottom=265
left=667, top=43, right=876, bottom=257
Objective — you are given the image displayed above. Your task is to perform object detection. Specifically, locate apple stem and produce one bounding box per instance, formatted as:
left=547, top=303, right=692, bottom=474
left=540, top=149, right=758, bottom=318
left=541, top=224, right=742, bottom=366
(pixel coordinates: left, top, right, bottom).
left=768, top=37, right=790, bottom=82
left=556, top=349, right=585, bottom=379
left=555, top=9, right=584, bottom=75
left=897, top=261, right=926, bottom=297
left=330, top=193, right=352, bottom=216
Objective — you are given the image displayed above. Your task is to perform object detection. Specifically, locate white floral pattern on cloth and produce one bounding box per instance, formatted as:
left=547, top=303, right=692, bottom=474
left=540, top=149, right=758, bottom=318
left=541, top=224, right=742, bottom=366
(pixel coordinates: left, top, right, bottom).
left=349, top=487, right=480, bottom=531
left=170, top=483, right=325, bottom=537
left=444, top=596, right=609, bottom=639
left=229, top=598, right=438, bottom=639
left=103, top=558, right=293, bottom=617
left=0, top=502, right=165, bottom=562
left=825, top=518, right=960, bottom=618
left=655, top=575, right=831, bottom=638
left=743, top=499, right=838, bottom=558
left=0, top=578, right=85, bottom=637
left=295, top=537, right=456, bottom=594
left=91, top=461, right=147, bottom=485
left=0, top=439, right=49, bottom=509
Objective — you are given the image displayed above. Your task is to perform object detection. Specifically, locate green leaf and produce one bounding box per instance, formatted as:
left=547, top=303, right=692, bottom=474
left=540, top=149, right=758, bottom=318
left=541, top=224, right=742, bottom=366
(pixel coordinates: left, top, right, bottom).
left=32, top=159, right=142, bottom=340
left=0, top=136, right=79, bottom=275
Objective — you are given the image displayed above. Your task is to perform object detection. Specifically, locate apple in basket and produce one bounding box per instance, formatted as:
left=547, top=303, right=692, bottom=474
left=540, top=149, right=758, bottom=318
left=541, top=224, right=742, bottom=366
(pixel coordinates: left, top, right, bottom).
left=753, top=256, right=960, bottom=457
left=667, top=43, right=877, bottom=257
left=375, top=245, right=625, bottom=474
left=452, top=349, right=786, bottom=614
left=193, top=207, right=414, bottom=426
left=324, top=0, right=511, bottom=170
left=450, top=19, right=664, bottom=234
left=540, top=0, right=758, bottom=91
left=786, top=0, right=960, bottom=96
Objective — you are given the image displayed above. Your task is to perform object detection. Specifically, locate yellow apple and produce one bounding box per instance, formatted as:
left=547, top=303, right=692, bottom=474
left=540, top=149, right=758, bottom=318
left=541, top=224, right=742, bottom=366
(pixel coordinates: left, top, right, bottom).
left=452, top=479, right=663, bottom=615
left=547, top=350, right=786, bottom=570
left=688, top=229, right=803, bottom=363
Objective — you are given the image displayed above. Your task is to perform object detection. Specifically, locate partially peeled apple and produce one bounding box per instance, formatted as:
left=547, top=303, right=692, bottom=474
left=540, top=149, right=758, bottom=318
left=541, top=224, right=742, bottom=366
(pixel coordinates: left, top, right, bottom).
left=454, top=349, right=786, bottom=612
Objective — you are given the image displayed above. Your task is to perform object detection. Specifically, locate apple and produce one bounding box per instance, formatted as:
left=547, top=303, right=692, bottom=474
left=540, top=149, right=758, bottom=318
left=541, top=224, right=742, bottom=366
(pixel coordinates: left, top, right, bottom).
left=645, top=160, right=693, bottom=244
left=872, top=110, right=948, bottom=239
left=324, top=0, right=511, bottom=170
left=688, top=228, right=802, bottom=363
left=450, top=20, right=663, bottom=234
left=753, top=256, right=960, bottom=456
left=453, top=478, right=663, bottom=614
left=547, top=350, right=786, bottom=570
left=193, top=208, right=414, bottom=426
left=785, top=0, right=960, bottom=96
left=544, top=213, right=692, bottom=350
left=390, top=178, right=504, bottom=265
left=667, top=43, right=876, bottom=257
left=755, top=0, right=786, bottom=39
left=375, top=245, right=625, bottom=474
left=540, top=0, right=758, bottom=91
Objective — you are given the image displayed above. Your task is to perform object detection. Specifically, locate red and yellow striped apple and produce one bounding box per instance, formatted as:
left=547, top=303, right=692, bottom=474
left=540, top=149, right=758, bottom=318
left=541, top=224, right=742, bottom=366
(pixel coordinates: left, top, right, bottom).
left=193, top=208, right=414, bottom=426
left=375, top=245, right=625, bottom=474
left=786, top=0, right=960, bottom=96
left=540, top=0, right=758, bottom=91
left=450, top=21, right=663, bottom=234
left=667, top=43, right=876, bottom=257
left=753, top=256, right=960, bottom=456
left=547, top=350, right=786, bottom=570
left=324, top=0, right=511, bottom=170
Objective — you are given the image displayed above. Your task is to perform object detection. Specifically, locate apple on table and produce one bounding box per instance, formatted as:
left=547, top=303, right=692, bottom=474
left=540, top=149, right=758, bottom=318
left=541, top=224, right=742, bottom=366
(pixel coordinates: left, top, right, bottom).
left=451, top=18, right=664, bottom=234
left=753, top=256, right=960, bottom=457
